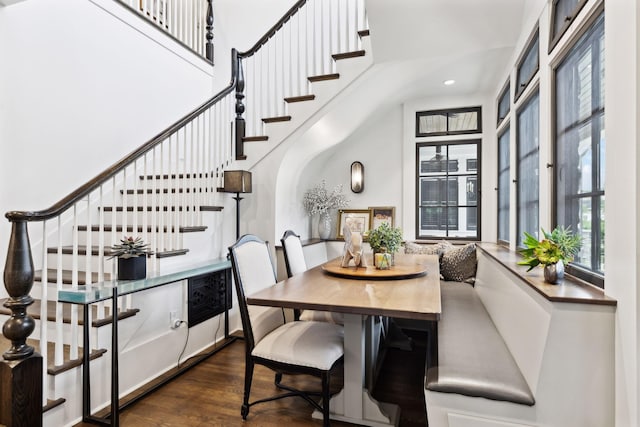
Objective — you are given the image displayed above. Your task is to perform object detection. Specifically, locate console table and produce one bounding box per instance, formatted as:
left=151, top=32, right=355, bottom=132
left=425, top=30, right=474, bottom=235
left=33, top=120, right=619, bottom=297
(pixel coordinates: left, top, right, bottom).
left=58, top=258, right=233, bottom=427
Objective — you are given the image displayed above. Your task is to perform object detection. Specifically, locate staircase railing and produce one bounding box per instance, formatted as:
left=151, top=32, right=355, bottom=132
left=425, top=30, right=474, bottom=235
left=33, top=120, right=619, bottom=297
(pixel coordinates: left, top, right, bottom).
left=115, top=0, right=215, bottom=63
left=1, top=50, right=239, bottom=419
left=2, top=1, right=367, bottom=425
left=234, top=0, right=367, bottom=158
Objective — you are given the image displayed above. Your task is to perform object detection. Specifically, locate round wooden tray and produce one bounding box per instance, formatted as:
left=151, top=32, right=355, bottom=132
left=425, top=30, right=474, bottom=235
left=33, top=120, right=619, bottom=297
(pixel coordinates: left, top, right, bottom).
left=321, top=254, right=429, bottom=280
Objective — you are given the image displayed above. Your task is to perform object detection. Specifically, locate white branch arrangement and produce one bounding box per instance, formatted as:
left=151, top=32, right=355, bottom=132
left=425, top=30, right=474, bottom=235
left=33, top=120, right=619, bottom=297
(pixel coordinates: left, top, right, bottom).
left=303, top=180, right=349, bottom=216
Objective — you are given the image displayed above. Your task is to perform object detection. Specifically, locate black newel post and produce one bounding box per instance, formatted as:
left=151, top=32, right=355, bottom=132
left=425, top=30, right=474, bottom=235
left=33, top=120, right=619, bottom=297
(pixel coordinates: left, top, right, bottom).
left=234, top=50, right=246, bottom=160
left=0, top=219, right=43, bottom=427
left=206, top=0, right=214, bottom=64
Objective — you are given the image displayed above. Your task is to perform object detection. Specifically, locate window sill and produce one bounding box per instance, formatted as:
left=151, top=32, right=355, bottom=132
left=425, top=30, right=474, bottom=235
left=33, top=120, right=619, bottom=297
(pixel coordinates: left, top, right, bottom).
left=477, top=242, right=616, bottom=306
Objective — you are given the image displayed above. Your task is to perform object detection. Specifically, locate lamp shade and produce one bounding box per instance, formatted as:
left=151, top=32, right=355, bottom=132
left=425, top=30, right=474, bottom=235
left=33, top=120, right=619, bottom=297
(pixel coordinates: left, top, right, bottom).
left=221, top=170, right=252, bottom=193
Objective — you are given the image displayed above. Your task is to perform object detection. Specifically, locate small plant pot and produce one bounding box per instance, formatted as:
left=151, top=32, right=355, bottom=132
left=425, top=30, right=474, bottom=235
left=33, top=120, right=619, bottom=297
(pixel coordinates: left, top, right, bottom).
left=543, top=261, right=564, bottom=284
left=117, top=256, right=147, bottom=281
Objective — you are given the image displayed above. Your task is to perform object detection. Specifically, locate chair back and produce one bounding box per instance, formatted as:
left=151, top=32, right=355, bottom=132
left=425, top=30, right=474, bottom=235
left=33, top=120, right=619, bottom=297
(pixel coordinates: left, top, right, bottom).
left=229, top=235, right=285, bottom=351
left=281, top=230, right=307, bottom=277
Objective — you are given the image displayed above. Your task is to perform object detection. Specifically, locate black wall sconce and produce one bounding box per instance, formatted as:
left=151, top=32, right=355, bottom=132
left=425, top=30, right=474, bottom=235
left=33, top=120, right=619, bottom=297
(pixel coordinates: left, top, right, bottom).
left=351, top=161, right=364, bottom=193
left=218, top=170, right=252, bottom=240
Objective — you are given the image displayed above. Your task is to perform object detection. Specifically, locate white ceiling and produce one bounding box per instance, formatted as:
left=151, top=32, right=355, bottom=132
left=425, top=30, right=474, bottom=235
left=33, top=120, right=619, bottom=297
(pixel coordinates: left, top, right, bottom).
left=366, top=0, right=540, bottom=98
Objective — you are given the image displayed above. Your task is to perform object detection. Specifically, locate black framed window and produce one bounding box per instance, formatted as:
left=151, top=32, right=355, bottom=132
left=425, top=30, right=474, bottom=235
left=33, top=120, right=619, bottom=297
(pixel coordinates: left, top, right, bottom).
left=416, top=107, right=482, bottom=137
left=416, top=141, right=481, bottom=240
left=497, top=81, right=511, bottom=126
left=515, top=29, right=540, bottom=101
left=554, top=12, right=604, bottom=286
left=497, top=125, right=511, bottom=244
left=516, top=90, right=540, bottom=247
left=549, top=0, right=588, bottom=52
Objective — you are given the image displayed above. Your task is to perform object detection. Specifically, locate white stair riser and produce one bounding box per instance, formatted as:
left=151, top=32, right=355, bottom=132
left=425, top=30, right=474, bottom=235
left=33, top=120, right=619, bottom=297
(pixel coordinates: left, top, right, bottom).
left=77, top=229, right=188, bottom=245
left=136, top=178, right=218, bottom=190
left=122, top=190, right=216, bottom=206
left=46, top=253, right=115, bottom=274
left=100, top=210, right=203, bottom=226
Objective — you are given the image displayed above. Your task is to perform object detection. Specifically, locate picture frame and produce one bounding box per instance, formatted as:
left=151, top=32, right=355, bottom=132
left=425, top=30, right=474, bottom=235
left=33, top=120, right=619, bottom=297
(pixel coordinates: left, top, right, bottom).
left=337, top=209, right=372, bottom=239
left=370, top=206, right=396, bottom=229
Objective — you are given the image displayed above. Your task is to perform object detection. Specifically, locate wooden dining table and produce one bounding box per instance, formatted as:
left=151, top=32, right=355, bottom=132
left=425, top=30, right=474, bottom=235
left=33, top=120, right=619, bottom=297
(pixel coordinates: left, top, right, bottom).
left=246, top=253, right=441, bottom=427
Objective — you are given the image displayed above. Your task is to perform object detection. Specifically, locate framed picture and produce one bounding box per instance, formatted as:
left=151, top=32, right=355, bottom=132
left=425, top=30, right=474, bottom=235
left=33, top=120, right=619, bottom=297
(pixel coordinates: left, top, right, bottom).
left=337, top=209, right=372, bottom=239
left=370, top=206, right=396, bottom=229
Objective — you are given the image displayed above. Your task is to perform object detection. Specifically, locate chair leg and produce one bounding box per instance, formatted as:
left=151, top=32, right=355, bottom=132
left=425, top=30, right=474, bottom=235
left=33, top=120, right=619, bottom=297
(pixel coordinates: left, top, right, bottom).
left=241, top=359, right=254, bottom=420
left=321, top=372, right=331, bottom=427
left=274, top=372, right=283, bottom=386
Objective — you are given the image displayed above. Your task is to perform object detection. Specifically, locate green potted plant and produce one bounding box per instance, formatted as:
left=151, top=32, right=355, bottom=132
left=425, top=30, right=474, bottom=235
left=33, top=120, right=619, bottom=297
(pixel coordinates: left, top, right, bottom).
left=109, top=236, right=153, bottom=280
left=367, top=223, right=403, bottom=268
left=517, top=226, right=582, bottom=283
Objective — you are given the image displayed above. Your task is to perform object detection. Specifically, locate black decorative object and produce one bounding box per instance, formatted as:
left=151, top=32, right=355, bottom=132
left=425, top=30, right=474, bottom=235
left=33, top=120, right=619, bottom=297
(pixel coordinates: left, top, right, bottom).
left=188, top=270, right=231, bottom=328
left=117, top=257, right=147, bottom=281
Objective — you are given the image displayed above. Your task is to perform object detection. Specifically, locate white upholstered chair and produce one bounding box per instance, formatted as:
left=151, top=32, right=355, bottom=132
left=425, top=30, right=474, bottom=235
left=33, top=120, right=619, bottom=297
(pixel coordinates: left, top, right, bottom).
left=229, top=234, right=344, bottom=426
left=280, top=230, right=344, bottom=324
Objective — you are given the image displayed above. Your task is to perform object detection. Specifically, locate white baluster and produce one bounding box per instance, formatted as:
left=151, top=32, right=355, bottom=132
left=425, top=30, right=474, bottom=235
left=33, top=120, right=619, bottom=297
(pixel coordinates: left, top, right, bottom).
left=70, top=205, right=79, bottom=361
left=55, top=217, right=63, bottom=368
left=40, top=221, right=48, bottom=406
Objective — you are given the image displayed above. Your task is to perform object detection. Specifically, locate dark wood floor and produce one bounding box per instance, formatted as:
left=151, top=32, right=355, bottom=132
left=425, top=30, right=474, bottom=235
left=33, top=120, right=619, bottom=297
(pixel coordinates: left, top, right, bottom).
left=75, top=329, right=428, bottom=426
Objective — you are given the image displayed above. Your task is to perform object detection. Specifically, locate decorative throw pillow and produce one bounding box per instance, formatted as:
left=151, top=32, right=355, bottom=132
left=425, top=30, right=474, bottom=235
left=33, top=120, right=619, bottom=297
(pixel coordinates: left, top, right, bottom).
left=440, top=243, right=477, bottom=283
left=404, top=240, right=453, bottom=257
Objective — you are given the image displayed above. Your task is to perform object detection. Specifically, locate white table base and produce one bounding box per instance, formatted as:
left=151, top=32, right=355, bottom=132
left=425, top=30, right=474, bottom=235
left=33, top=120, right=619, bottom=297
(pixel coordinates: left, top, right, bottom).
left=312, top=313, right=401, bottom=427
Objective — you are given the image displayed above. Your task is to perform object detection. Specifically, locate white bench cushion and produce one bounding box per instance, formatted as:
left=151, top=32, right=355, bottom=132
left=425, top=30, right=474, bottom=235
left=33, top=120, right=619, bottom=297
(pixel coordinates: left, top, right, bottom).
left=426, top=282, right=534, bottom=406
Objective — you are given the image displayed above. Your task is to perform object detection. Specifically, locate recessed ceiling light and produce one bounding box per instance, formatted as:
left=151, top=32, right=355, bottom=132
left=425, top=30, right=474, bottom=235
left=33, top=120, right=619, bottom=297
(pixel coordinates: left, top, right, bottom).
left=443, top=79, right=456, bottom=86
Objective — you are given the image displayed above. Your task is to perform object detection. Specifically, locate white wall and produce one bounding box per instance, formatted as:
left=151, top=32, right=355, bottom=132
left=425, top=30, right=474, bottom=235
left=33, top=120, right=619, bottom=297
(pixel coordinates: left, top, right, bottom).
left=294, top=105, right=404, bottom=240
left=604, top=1, right=640, bottom=426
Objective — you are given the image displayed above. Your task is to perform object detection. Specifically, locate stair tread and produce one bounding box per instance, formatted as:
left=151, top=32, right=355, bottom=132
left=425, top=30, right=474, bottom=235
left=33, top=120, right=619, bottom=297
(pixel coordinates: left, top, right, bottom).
left=0, top=334, right=107, bottom=376
left=0, top=298, right=139, bottom=328
left=308, top=73, right=340, bottom=82
left=155, top=248, right=189, bottom=258
left=284, top=94, right=316, bottom=103
left=262, top=115, right=292, bottom=123
left=332, top=50, right=365, bottom=60
left=77, top=225, right=207, bottom=233
left=44, top=398, right=66, bottom=413
left=242, top=135, right=269, bottom=142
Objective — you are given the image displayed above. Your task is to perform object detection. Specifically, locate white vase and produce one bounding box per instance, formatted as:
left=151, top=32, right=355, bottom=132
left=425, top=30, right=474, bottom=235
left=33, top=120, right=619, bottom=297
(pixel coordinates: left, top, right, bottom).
left=318, top=213, right=332, bottom=240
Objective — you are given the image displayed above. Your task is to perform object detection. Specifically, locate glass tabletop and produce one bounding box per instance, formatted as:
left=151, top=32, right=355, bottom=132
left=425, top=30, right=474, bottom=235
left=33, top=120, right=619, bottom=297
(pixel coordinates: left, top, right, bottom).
left=58, top=258, right=231, bottom=305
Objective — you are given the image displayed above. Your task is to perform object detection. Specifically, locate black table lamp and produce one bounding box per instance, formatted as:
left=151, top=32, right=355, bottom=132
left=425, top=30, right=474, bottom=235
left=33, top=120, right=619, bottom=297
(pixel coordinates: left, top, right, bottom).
left=219, top=170, right=252, bottom=240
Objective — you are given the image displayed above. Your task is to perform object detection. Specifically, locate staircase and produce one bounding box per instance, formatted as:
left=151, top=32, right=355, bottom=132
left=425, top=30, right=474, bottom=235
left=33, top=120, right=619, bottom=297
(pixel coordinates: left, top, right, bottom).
left=1, top=1, right=371, bottom=426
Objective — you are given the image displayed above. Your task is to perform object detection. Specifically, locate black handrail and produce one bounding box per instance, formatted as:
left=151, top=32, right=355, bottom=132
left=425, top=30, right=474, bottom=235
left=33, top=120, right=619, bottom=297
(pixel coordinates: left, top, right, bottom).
left=238, top=0, right=307, bottom=58
left=5, top=49, right=240, bottom=223
left=6, top=0, right=314, bottom=223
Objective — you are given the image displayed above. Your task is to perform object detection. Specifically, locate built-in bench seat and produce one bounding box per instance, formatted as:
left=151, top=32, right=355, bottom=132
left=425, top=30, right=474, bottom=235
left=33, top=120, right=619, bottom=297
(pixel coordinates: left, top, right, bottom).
left=426, top=281, right=534, bottom=406
left=424, top=243, right=616, bottom=427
